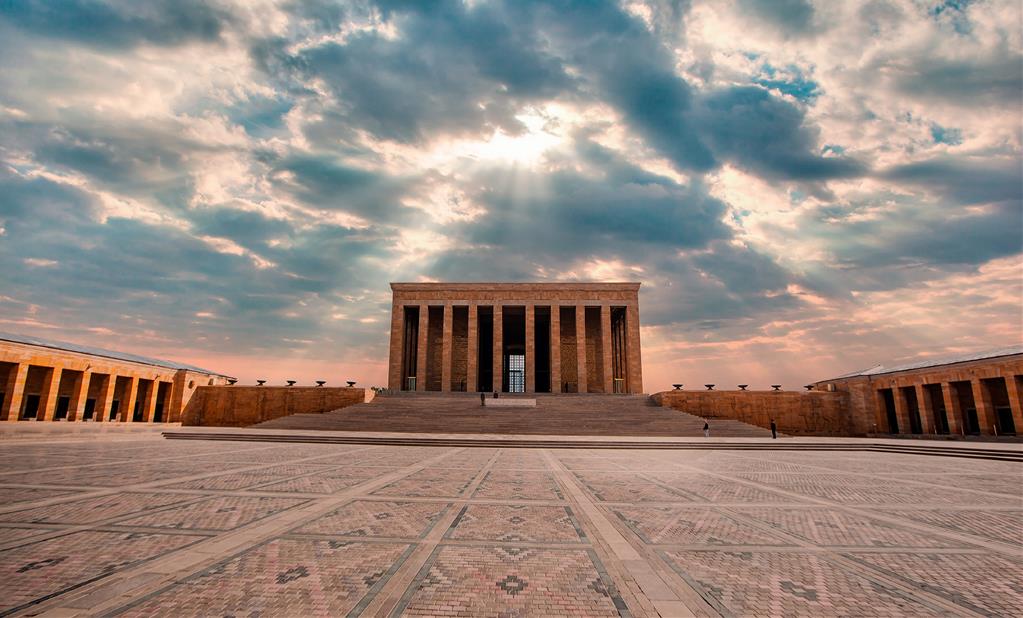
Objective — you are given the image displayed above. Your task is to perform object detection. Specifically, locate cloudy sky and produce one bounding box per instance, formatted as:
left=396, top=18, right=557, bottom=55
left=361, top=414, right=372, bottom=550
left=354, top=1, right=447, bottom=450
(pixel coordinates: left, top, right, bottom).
left=0, top=0, right=1020, bottom=390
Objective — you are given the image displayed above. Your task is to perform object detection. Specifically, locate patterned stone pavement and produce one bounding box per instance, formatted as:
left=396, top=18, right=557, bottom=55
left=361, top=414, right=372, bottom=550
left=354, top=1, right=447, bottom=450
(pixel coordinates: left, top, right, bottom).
left=0, top=433, right=1019, bottom=617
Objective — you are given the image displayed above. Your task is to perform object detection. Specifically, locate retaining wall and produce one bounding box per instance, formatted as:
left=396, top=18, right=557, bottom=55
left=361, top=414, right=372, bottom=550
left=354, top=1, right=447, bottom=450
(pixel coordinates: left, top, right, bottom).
left=181, top=386, right=371, bottom=427
left=654, top=390, right=851, bottom=436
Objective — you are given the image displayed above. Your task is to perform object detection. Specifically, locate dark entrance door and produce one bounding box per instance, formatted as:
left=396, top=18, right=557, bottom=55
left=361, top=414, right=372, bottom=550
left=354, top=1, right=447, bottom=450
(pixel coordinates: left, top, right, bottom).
left=83, top=398, right=96, bottom=421
left=54, top=396, right=70, bottom=420
left=23, top=394, right=40, bottom=419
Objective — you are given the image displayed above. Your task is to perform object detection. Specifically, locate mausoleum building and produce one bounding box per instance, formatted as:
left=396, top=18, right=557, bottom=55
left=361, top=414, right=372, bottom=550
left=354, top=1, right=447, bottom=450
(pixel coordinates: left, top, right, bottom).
left=387, top=282, right=643, bottom=394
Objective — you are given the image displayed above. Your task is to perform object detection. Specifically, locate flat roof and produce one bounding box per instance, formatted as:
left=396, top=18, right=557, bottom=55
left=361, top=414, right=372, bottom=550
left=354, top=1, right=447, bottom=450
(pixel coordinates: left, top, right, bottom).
left=820, top=344, right=1023, bottom=381
left=391, top=282, right=641, bottom=291
left=0, top=331, right=230, bottom=377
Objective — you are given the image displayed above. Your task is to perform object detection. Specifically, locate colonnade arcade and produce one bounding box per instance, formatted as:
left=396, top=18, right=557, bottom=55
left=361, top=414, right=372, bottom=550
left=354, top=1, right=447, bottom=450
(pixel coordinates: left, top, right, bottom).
left=387, top=283, right=644, bottom=395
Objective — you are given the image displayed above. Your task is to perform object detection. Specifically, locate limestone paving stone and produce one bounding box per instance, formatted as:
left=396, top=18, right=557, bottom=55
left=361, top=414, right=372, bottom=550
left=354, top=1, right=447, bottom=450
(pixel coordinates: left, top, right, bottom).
left=612, top=506, right=790, bottom=546
left=395, top=545, right=627, bottom=617
left=113, top=495, right=309, bottom=531
left=647, top=473, right=794, bottom=503
left=0, top=486, right=81, bottom=505
left=0, top=492, right=203, bottom=525
left=874, top=509, right=1023, bottom=546
left=735, top=507, right=973, bottom=548
left=661, top=549, right=946, bottom=617
left=844, top=551, right=1023, bottom=616
left=472, top=470, right=565, bottom=501
left=576, top=477, right=695, bottom=503
left=254, top=467, right=398, bottom=494
left=0, top=530, right=205, bottom=616
left=446, top=504, right=586, bottom=543
left=110, top=538, right=413, bottom=617
left=296, top=500, right=450, bottom=538
left=0, top=525, right=57, bottom=546
left=163, top=464, right=337, bottom=491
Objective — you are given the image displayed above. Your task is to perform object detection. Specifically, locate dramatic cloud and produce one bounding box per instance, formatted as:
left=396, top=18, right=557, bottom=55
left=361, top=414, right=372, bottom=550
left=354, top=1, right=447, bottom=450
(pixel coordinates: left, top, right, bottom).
left=0, top=0, right=1019, bottom=388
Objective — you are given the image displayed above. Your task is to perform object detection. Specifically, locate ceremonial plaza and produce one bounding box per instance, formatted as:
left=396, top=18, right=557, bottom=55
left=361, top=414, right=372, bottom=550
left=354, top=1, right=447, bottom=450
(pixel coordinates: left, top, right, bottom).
left=0, top=283, right=1020, bottom=617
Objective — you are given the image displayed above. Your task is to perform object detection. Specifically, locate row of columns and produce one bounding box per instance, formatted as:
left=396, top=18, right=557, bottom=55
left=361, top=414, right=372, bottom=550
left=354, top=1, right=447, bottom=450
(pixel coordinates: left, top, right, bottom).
left=880, top=376, right=1022, bottom=436
left=397, top=302, right=639, bottom=393
left=1, top=363, right=167, bottom=423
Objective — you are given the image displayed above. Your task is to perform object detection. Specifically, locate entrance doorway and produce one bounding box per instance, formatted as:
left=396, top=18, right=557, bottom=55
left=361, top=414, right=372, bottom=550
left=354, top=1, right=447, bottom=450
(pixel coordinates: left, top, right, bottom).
left=507, top=354, right=525, bottom=393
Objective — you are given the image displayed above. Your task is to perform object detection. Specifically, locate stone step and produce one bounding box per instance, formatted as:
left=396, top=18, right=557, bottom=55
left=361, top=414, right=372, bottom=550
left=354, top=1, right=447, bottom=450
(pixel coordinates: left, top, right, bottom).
left=251, top=393, right=775, bottom=438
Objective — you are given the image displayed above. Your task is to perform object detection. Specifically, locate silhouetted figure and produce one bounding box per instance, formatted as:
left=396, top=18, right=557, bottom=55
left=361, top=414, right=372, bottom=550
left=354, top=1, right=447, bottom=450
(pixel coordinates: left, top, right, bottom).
left=480, top=392, right=486, bottom=406
left=493, top=391, right=499, bottom=399
left=770, top=419, right=777, bottom=439
left=703, top=422, right=710, bottom=438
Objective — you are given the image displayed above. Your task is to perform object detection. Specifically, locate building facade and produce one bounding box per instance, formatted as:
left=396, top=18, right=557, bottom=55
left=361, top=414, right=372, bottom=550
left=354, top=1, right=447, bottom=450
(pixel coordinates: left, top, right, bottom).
left=387, top=282, right=643, bottom=394
left=814, top=346, right=1022, bottom=436
left=0, top=332, right=232, bottom=423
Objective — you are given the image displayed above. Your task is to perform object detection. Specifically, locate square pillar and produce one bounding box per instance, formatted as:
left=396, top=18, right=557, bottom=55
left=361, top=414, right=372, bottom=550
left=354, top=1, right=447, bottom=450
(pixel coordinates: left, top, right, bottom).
left=1004, top=375, right=1023, bottom=435
left=142, top=380, right=159, bottom=422
left=626, top=302, right=643, bottom=393
left=972, top=379, right=996, bottom=435
left=550, top=305, right=561, bottom=393
left=69, top=370, right=92, bottom=422
left=441, top=304, right=453, bottom=392
left=941, top=383, right=963, bottom=435
left=467, top=303, right=478, bottom=393
left=387, top=301, right=404, bottom=390
left=492, top=304, right=503, bottom=392
left=891, top=385, right=910, bottom=434
left=415, top=305, right=429, bottom=392
left=525, top=303, right=535, bottom=393
left=39, top=367, right=62, bottom=421
left=2, top=363, right=27, bottom=422
left=575, top=305, right=588, bottom=394
left=600, top=305, right=613, bottom=394
left=915, top=384, right=935, bottom=434
left=95, top=375, right=115, bottom=423
left=121, top=376, right=138, bottom=422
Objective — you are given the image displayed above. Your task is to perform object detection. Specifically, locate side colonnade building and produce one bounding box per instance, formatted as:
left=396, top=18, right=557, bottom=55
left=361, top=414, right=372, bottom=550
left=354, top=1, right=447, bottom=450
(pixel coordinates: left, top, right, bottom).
left=0, top=332, right=231, bottom=423
left=815, top=346, right=1023, bottom=437
left=387, top=282, right=644, bottom=394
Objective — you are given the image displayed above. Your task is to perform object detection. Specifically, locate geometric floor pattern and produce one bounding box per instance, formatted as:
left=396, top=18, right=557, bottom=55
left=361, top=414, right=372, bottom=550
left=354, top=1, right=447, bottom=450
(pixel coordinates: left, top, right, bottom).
left=0, top=432, right=1020, bottom=616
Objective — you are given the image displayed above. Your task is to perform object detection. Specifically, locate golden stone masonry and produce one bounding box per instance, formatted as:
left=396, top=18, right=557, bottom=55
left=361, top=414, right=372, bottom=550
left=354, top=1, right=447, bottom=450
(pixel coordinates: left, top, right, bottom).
left=386, top=282, right=643, bottom=394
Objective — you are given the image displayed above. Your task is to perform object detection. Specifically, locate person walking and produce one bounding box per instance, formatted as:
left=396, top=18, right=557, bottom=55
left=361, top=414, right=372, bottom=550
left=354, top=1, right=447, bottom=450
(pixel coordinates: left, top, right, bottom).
left=703, top=421, right=710, bottom=438
left=770, top=419, right=777, bottom=439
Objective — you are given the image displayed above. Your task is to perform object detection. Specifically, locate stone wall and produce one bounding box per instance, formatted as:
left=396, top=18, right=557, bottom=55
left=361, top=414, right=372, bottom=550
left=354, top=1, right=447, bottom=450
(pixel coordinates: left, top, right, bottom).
left=181, top=386, right=370, bottom=427
left=654, top=390, right=850, bottom=436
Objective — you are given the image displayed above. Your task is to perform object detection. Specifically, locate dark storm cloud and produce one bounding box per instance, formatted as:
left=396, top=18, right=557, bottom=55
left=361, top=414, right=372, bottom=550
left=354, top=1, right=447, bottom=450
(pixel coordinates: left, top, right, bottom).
left=693, top=86, right=867, bottom=181
left=279, top=0, right=573, bottom=143
left=880, top=156, right=1022, bottom=205
left=736, top=0, right=816, bottom=35
left=0, top=0, right=233, bottom=49
left=875, top=51, right=1023, bottom=107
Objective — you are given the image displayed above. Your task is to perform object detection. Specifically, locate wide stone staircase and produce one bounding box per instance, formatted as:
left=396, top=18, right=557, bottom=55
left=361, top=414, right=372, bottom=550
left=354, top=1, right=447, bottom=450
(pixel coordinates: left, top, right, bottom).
left=250, top=392, right=774, bottom=438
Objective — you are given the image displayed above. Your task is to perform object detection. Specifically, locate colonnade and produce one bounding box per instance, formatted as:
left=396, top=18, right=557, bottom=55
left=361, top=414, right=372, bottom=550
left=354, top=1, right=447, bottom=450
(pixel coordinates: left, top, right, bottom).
left=875, top=374, right=1023, bottom=436
left=389, top=302, right=643, bottom=394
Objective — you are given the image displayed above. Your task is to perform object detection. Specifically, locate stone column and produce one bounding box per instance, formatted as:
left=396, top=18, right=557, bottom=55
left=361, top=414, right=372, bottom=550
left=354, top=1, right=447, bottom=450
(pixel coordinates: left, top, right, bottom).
left=467, top=303, right=478, bottom=393
left=525, top=303, right=535, bottom=393
left=39, top=367, right=62, bottom=421
left=548, top=304, right=564, bottom=394
left=626, top=302, right=643, bottom=394
left=915, top=384, right=935, bottom=434
left=600, top=304, right=613, bottom=394
left=891, top=385, right=910, bottom=434
left=2, top=363, right=27, bottom=422
left=69, top=370, right=92, bottom=422
left=575, top=305, right=587, bottom=394
left=95, top=374, right=115, bottom=423
left=441, top=304, right=453, bottom=392
left=1004, top=375, right=1023, bottom=435
left=142, top=380, right=159, bottom=422
left=972, top=379, right=996, bottom=435
left=493, top=304, right=503, bottom=392
left=416, top=305, right=429, bottom=392
left=121, top=376, right=138, bottom=422
left=387, top=302, right=404, bottom=390
left=941, top=383, right=963, bottom=435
